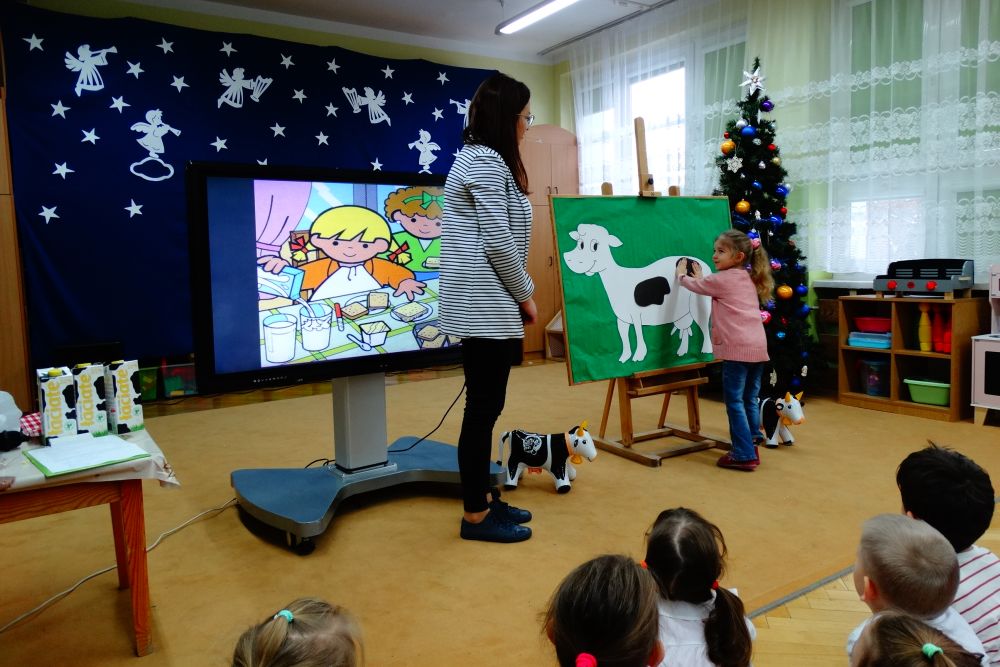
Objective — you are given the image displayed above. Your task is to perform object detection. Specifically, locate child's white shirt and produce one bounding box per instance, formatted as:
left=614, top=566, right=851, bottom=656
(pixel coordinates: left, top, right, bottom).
left=654, top=591, right=756, bottom=667
left=847, top=608, right=989, bottom=666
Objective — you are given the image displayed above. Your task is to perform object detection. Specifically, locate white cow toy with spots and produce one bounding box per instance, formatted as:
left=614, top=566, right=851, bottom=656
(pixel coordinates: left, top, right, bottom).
left=497, top=422, right=597, bottom=493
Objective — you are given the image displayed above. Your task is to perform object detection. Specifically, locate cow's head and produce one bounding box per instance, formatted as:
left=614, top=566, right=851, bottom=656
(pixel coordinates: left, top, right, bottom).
left=777, top=391, right=805, bottom=426
left=563, top=224, right=620, bottom=276
left=566, top=420, right=597, bottom=464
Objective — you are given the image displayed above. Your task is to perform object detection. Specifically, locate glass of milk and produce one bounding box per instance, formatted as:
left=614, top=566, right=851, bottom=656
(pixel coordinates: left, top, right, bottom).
left=299, top=303, right=333, bottom=352
left=262, top=313, right=297, bottom=363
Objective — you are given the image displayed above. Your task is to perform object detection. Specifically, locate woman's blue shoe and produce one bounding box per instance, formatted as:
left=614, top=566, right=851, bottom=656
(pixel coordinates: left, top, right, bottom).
left=460, top=511, right=532, bottom=543
left=488, top=497, right=532, bottom=524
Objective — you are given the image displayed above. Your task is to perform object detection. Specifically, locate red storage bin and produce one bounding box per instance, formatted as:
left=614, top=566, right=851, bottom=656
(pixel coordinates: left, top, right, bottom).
left=854, top=316, right=891, bottom=333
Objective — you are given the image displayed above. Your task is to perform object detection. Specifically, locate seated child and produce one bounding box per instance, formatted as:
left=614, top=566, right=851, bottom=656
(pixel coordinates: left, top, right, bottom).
left=851, top=610, right=983, bottom=667
left=643, top=507, right=755, bottom=667
left=848, top=514, right=987, bottom=665
left=897, top=444, right=1000, bottom=664
left=543, top=554, right=664, bottom=667
left=232, top=597, right=363, bottom=667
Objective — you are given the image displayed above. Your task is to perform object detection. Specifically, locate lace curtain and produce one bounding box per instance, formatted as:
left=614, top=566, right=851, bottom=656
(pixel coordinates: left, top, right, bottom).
left=566, top=0, right=1000, bottom=282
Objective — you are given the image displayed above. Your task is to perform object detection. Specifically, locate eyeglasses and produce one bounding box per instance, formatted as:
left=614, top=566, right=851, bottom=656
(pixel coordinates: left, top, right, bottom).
left=517, top=113, right=535, bottom=128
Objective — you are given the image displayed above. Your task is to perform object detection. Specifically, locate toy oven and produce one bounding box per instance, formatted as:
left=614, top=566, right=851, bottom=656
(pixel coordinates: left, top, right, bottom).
left=972, top=334, right=1000, bottom=411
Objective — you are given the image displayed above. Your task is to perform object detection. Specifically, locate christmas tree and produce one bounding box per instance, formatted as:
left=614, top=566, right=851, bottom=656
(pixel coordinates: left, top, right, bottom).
left=714, top=57, right=811, bottom=396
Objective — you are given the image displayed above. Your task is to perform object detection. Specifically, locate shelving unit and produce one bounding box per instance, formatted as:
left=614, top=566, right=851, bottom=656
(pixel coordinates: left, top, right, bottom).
left=838, top=295, right=989, bottom=421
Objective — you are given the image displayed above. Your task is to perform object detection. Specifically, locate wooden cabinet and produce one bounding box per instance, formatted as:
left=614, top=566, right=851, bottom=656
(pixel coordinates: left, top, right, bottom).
left=521, top=125, right=578, bottom=354
left=838, top=295, right=989, bottom=421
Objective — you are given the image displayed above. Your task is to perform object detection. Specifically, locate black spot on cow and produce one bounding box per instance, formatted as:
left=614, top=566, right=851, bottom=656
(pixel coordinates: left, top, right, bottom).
left=62, top=383, right=77, bottom=419
left=634, top=276, right=670, bottom=307
left=94, top=376, right=106, bottom=412
left=129, top=371, right=142, bottom=401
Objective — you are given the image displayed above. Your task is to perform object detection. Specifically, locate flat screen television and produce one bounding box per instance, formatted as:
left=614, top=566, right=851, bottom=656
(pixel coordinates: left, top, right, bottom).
left=186, top=162, right=459, bottom=394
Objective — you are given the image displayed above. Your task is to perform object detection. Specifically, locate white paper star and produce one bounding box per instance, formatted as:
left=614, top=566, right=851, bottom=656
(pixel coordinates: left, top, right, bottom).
left=171, top=76, right=189, bottom=92
left=316, top=132, right=329, bottom=146
left=81, top=129, right=99, bottom=144
left=211, top=137, right=228, bottom=152
left=431, top=108, right=444, bottom=121
left=50, top=101, right=70, bottom=118
left=157, top=38, right=174, bottom=54
left=371, top=158, right=383, bottom=171
left=220, top=42, right=237, bottom=56
left=327, top=59, right=340, bottom=73
left=270, top=123, right=285, bottom=137
left=125, top=199, right=143, bottom=218
left=23, top=34, right=44, bottom=51
left=126, top=61, right=144, bottom=78
left=437, top=72, right=449, bottom=85
left=740, top=67, right=765, bottom=94
left=39, top=206, right=59, bottom=223
left=325, top=103, right=338, bottom=117
left=381, top=65, right=394, bottom=79
left=402, top=92, right=413, bottom=105
left=110, top=96, right=130, bottom=113
left=726, top=156, right=743, bottom=173
left=292, top=89, right=307, bottom=103
left=280, top=54, right=294, bottom=69
left=257, top=159, right=268, bottom=165
left=52, top=162, right=74, bottom=179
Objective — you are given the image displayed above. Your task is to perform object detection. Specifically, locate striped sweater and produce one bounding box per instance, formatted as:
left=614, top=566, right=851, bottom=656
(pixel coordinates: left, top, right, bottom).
left=438, top=143, right=534, bottom=339
left=956, top=545, right=1000, bottom=664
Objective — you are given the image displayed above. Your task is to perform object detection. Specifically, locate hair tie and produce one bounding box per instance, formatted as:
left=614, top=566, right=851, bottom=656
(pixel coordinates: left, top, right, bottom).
left=576, top=653, right=598, bottom=667
left=711, top=580, right=720, bottom=590
left=639, top=560, right=648, bottom=569
left=273, top=609, right=294, bottom=623
left=921, top=643, right=943, bottom=659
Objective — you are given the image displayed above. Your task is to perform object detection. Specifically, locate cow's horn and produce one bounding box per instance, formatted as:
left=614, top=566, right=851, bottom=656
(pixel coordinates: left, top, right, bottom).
left=783, top=391, right=792, bottom=402
left=794, top=391, right=804, bottom=401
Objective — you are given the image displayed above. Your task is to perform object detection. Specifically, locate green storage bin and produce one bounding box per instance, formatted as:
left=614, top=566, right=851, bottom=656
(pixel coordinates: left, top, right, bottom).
left=904, top=378, right=950, bottom=406
left=138, top=367, right=159, bottom=401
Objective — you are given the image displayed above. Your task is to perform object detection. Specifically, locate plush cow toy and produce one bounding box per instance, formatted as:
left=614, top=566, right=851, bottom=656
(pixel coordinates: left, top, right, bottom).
left=497, top=422, right=597, bottom=493
left=759, top=392, right=805, bottom=448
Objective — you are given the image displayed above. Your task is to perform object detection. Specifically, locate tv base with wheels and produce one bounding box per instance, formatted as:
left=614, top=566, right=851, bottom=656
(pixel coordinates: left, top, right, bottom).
left=231, top=373, right=502, bottom=553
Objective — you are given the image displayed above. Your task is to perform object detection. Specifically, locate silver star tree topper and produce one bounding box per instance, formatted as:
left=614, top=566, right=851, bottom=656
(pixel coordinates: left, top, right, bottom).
left=740, top=67, right=765, bottom=94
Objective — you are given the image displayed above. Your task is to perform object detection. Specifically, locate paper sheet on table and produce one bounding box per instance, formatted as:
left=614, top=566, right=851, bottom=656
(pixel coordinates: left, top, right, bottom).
left=23, top=433, right=151, bottom=477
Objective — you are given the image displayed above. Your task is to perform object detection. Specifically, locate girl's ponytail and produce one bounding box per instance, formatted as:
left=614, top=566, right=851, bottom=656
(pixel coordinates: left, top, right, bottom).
left=748, top=240, right=774, bottom=306
left=704, top=586, right=753, bottom=667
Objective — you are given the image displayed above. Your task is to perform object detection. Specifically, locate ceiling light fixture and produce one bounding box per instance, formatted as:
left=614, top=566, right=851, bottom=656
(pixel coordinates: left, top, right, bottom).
left=495, top=0, right=585, bottom=35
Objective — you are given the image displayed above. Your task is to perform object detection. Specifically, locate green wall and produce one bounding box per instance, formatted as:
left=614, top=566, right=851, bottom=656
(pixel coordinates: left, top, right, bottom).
left=30, top=0, right=571, bottom=128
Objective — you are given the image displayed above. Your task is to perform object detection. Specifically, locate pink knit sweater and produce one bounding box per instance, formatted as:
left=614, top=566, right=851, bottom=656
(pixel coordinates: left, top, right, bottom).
left=678, top=268, right=769, bottom=363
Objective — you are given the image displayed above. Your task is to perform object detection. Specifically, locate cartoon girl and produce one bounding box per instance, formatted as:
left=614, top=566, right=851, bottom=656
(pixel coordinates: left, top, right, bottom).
left=257, top=205, right=425, bottom=302
left=383, top=186, right=444, bottom=275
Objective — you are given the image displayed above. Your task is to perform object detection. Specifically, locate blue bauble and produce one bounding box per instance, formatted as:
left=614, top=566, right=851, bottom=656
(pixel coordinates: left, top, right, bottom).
left=775, top=186, right=789, bottom=197
left=765, top=299, right=775, bottom=310
left=801, top=351, right=809, bottom=359
left=799, top=304, right=811, bottom=317
left=769, top=215, right=782, bottom=225
left=752, top=181, right=762, bottom=190
left=740, top=125, right=756, bottom=138
left=747, top=230, right=759, bottom=240
left=761, top=99, right=774, bottom=112
left=795, top=263, right=805, bottom=272
left=790, top=377, right=801, bottom=388
left=776, top=331, right=787, bottom=340
left=795, top=284, right=808, bottom=296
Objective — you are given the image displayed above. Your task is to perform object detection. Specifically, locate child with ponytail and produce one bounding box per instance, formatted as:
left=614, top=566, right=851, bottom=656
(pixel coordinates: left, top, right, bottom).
left=232, top=597, right=363, bottom=667
left=643, top=507, right=755, bottom=667
left=543, top=554, right=664, bottom=667
left=852, top=611, right=984, bottom=667
left=677, top=229, right=773, bottom=471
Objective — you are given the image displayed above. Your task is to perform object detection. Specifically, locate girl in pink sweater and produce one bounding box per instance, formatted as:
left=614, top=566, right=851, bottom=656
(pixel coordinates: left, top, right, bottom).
left=678, top=230, right=773, bottom=471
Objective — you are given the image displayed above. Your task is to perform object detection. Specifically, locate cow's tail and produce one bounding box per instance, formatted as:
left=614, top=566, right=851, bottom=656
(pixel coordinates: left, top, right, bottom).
left=496, top=431, right=511, bottom=466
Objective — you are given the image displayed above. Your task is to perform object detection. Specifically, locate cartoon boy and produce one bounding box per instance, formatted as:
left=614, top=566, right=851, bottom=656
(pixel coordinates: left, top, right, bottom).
left=383, top=186, right=443, bottom=273
left=257, top=205, right=425, bottom=302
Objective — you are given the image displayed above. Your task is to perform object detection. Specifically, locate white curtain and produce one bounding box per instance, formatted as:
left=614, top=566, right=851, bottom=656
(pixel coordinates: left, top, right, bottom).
left=566, top=0, right=1000, bottom=283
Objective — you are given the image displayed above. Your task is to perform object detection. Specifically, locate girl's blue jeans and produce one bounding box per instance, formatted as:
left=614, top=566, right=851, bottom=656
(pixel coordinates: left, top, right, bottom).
left=722, top=360, right=764, bottom=462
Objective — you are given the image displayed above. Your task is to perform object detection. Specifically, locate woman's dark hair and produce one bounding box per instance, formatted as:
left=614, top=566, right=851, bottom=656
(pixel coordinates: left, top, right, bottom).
left=463, top=72, right=530, bottom=195
left=543, top=554, right=660, bottom=667
left=644, top=507, right=752, bottom=667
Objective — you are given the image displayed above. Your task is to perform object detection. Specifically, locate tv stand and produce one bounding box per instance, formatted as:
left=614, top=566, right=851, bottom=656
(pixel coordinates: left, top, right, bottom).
left=231, top=372, right=501, bottom=553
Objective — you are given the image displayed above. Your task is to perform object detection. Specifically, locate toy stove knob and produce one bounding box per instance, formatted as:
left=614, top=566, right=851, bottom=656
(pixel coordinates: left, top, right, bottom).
left=926, top=280, right=937, bottom=291
left=887, top=280, right=898, bottom=290
left=907, top=281, right=915, bottom=289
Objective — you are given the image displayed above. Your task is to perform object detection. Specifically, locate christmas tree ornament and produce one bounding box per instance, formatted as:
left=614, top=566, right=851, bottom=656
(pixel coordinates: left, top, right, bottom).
left=735, top=118, right=748, bottom=129
left=748, top=229, right=759, bottom=239
left=740, top=67, right=766, bottom=94
left=801, top=351, right=809, bottom=359
left=765, top=299, right=775, bottom=310
left=752, top=138, right=762, bottom=145
left=723, top=131, right=730, bottom=138
left=721, top=140, right=736, bottom=155
left=776, top=285, right=793, bottom=299
left=790, top=376, right=800, bottom=388
left=795, top=284, right=808, bottom=296
left=761, top=310, right=771, bottom=323
left=801, top=365, right=808, bottom=376
left=781, top=317, right=788, bottom=325
left=735, top=200, right=751, bottom=214
left=760, top=99, right=774, bottom=112
left=775, top=185, right=789, bottom=196
left=798, top=304, right=811, bottom=317
left=767, top=143, right=777, bottom=151
left=769, top=215, right=782, bottom=225
left=795, top=262, right=804, bottom=271
left=752, top=180, right=762, bottom=189
left=780, top=207, right=788, bottom=216
left=726, top=156, right=743, bottom=172
left=776, top=331, right=787, bottom=340
left=770, top=259, right=781, bottom=270
left=771, top=157, right=781, bottom=166
left=758, top=161, right=766, bottom=169
left=740, top=125, right=756, bottom=138
left=770, top=369, right=778, bottom=386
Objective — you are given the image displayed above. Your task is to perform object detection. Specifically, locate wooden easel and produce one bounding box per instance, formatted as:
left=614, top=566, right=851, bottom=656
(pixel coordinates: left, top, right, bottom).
left=591, top=118, right=730, bottom=467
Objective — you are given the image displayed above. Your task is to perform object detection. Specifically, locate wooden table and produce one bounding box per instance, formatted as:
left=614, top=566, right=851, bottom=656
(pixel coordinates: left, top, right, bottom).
left=0, top=430, right=176, bottom=656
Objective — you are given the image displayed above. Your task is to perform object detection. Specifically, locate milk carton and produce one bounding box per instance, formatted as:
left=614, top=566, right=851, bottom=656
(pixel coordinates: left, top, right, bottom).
left=72, top=362, right=108, bottom=436
left=105, top=360, right=145, bottom=434
left=36, top=366, right=77, bottom=443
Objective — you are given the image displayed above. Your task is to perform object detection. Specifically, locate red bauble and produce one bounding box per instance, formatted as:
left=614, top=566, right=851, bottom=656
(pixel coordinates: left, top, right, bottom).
left=768, top=144, right=777, bottom=151
left=781, top=317, right=788, bottom=325
left=724, top=132, right=730, bottom=138
left=780, top=207, right=788, bottom=216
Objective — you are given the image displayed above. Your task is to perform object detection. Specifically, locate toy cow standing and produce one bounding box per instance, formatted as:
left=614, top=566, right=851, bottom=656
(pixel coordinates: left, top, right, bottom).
left=759, top=392, right=805, bottom=448
left=497, top=422, right=597, bottom=493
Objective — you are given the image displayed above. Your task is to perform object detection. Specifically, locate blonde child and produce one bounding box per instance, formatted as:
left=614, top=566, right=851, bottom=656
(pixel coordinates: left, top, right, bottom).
left=232, top=597, right=363, bottom=667
left=643, top=507, right=754, bottom=667
left=543, top=554, right=664, bottom=667
left=848, top=514, right=987, bottom=665
left=677, top=230, right=773, bottom=471
left=852, top=611, right=983, bottom=667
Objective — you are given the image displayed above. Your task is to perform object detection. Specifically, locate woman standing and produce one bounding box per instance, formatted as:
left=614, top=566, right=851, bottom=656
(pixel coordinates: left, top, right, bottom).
left=439, top=73, right=537, bottom=543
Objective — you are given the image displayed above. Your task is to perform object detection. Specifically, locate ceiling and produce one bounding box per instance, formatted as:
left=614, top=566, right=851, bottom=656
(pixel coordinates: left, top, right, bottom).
left=131, top=0, right=662, bottom=63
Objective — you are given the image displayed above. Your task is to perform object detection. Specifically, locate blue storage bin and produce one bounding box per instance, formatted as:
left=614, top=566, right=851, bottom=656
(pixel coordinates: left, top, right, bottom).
left=848, top=331, right=891, bottom=349
left=859, top=358, right=890, bottom=396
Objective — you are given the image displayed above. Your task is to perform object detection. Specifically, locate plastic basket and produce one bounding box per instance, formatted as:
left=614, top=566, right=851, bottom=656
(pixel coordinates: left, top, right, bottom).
left=903, top=378, right=950, bottom=406
left=854, top=316, right=891, bottom=333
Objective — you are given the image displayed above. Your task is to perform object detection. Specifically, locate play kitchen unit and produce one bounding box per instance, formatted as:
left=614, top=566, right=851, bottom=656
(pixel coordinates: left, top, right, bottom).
left=838, top=260, right=990, bottom=422
left=971, top=265, right=1000, bottom=425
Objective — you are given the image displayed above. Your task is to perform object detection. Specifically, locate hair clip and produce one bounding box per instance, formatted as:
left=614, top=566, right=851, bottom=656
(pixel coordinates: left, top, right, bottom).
left=273, top=609, right=294, bottom=623
left=921, top=643, right=943, bottom=659
left=639, top=560, right=648, bottom=569
left=751, top=237, right=761, bottom=249
left=711, top=580, right=720, bottom=590
left=576, top=653, right=598, bottom=667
